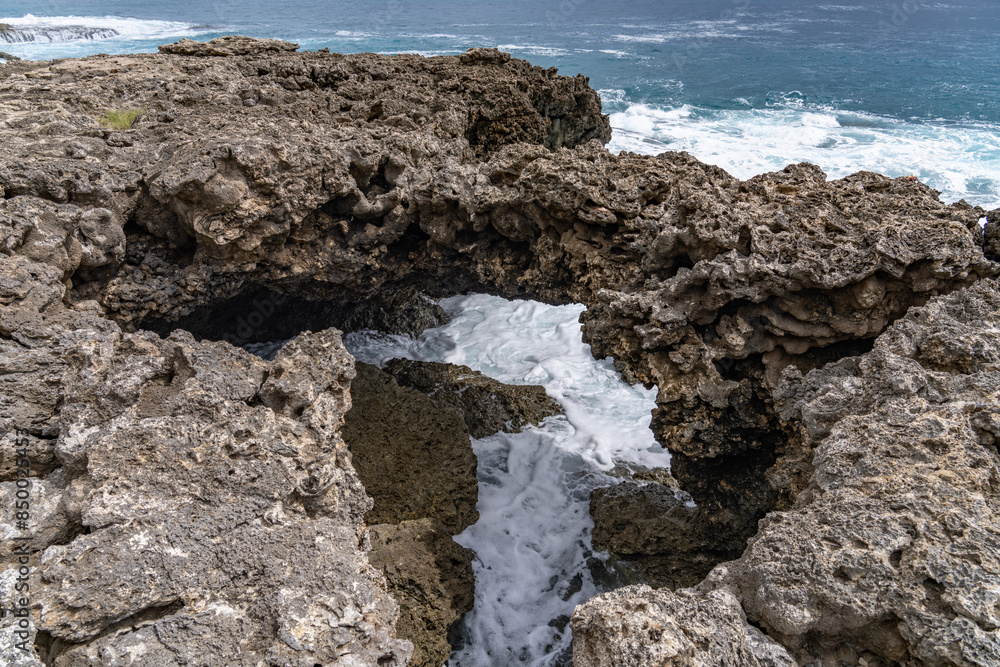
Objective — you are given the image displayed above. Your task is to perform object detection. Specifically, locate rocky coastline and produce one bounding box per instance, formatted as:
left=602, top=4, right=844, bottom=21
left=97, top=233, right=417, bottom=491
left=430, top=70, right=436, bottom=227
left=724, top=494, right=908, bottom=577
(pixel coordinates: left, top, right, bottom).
left=1, top=36, right=998, bottom=666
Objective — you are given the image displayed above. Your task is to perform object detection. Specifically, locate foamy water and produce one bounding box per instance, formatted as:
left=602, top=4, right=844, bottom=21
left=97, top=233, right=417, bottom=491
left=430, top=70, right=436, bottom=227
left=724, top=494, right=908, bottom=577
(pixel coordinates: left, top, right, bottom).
left=0, top=14, right=205, bottom=59
left=345, top=294, right=667, bottom=666
left=604, top=96, right=1000, bottom=211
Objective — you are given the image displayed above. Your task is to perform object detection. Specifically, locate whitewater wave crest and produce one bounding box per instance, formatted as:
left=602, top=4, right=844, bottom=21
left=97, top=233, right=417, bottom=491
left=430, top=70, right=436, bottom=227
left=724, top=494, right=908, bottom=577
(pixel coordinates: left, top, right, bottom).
left=608, top=100, right=1000, bottom=211
left=0, top=14, right=204, bottom=55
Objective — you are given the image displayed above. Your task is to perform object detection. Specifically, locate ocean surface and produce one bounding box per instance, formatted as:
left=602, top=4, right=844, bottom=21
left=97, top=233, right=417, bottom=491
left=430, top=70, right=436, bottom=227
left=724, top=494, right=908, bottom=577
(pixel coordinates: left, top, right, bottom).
left=5, top=1, right=998, bottom=664
left=1, top=0, right=998, bottom=210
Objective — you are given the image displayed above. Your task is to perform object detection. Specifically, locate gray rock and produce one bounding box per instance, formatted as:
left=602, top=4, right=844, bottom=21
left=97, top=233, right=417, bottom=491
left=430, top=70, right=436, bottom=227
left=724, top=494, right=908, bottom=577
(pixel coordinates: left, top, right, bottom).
left=575, top=280, right=1000, bottom=666
left=571, top=584, right=796, bottom=667
left=2, top=37, right=997, bottom=666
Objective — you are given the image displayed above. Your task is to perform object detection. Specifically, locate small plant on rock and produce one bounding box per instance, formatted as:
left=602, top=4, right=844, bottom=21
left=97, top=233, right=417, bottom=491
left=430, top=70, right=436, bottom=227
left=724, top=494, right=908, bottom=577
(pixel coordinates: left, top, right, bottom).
left=98, top=108, right=144, bottom=130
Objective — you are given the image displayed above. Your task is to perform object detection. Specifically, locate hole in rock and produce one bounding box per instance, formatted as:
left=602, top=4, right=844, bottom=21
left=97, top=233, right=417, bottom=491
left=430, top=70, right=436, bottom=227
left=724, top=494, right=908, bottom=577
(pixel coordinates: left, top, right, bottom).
left=342, top=293, right=667, bottom=666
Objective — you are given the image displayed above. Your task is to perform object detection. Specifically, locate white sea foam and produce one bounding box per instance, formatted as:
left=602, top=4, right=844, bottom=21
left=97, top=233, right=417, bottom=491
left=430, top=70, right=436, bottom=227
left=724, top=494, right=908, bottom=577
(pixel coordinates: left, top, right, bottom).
left=333, top=29, right=373, bottom=38
left=0, top=14, right=200, bottom=42
left=0, top=14, right=204, bottom=58
left=608, top=102, right=1000, bottom=211
left=495, top=44, right=572, bottom=57
left=345, top=294, right=666, bottom=666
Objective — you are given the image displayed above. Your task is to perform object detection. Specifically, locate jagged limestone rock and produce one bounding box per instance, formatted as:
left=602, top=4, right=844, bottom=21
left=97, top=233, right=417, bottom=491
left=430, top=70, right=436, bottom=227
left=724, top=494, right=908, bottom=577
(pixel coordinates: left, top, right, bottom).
left=571, top=584, right=796, bottom=667
left=1, top=37, right=997, bottom=664
left=575, top=279, right=1000, bottom=666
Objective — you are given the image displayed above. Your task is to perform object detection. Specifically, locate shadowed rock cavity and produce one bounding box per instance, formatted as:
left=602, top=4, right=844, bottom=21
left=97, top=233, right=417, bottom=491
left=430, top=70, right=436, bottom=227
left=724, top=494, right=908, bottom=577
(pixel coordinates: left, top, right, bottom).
left=2, top=37, right=998, bottom=665
left=142, top=283, right=451, bottom=346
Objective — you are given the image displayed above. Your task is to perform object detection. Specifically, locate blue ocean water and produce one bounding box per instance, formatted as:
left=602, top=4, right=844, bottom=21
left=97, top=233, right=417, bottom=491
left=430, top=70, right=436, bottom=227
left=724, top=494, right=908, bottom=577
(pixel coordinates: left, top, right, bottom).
left=1, top=0, right=998, bottom=209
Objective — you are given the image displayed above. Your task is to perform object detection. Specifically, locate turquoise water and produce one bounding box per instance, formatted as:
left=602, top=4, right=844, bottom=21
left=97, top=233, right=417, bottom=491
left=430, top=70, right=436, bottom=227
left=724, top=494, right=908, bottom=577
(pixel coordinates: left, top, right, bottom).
left=1, top=0, right=998, bottom=209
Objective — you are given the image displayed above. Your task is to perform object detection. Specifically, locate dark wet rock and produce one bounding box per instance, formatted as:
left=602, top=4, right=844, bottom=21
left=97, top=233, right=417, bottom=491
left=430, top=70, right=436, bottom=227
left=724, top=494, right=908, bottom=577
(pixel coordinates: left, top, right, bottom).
left=590, top=481, right=720, bottom=591
left=141, top=286, right=449, bottom=348
left=985, top=208, right=1000, bottom=262
left=342, top=364, right=479, bottom=665
left=331, top=291, right=450, bottom=337
left=368, top=519, right=475, bottom=667
left=383, top=357, right=563, bottom=438
left=342, top=362, right=478, bottom=535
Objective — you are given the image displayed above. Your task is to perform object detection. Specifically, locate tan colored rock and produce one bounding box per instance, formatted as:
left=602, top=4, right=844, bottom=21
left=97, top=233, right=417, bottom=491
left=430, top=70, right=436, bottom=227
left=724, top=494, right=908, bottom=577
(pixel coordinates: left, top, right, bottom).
left=572, top=584, right=796, bottom=667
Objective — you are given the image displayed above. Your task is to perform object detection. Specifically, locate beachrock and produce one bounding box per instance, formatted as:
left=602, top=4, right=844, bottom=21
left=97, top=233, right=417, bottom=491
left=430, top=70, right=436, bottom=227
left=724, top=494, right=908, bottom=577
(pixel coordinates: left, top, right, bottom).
left=383, top=357, right=563, bottom=438
left=341, top=362, right=478, bottom=534
left=159, top=36, right=300, bottom=57
left=731, top=277, right=1000, bottom=665
left=368, top=519, right=475, bottom=667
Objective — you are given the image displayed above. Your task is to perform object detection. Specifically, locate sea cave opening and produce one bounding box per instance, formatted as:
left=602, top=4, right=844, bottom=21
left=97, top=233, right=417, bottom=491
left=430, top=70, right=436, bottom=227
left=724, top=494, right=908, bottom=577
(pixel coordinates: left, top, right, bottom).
left=135, top=285, right=674, bottom=666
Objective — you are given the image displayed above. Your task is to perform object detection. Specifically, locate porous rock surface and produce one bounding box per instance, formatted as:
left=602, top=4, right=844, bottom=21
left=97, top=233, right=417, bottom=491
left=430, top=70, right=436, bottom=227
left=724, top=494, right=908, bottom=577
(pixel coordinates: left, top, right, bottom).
left=383, top=357, right=563, bottom=438
left=1, top=36, right=998, bottom=665
left=575, top=279, right=1000, bottom=666
left=0, top=284, right=411, bottom=665
left=571, top=584, right=796, bottom=667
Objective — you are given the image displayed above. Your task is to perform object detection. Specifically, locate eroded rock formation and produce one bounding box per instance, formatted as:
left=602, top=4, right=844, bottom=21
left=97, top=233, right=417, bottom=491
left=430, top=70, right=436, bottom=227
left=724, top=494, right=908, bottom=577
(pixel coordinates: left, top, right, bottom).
left=2, top=36, right=998, bottom=665
left=575, top=279, right=1000, bottom=666
left=0, top=299, right=411, bottom=665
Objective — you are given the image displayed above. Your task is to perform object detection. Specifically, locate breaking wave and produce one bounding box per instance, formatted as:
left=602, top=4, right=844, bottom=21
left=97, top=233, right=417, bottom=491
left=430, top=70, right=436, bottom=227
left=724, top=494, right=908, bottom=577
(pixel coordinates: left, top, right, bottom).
left=604, top=95, right=1000, bottom=211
